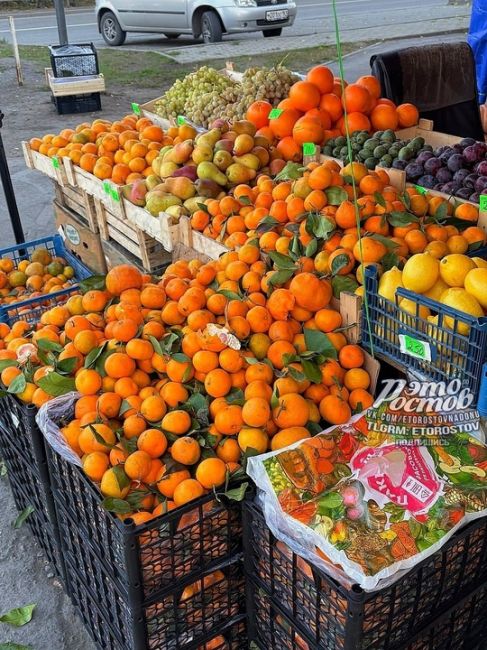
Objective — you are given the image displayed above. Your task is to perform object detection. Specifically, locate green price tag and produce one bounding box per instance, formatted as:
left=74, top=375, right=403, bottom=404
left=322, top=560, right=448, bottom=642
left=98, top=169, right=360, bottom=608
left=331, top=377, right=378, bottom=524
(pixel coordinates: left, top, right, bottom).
left=415, top=185, right=427, bottom=196
left=479, top=194, right=487, bottom=211
left=110, top=187, right=120, bottom=202
left=103, top=181, right=111, bottom=195
left=303, top=142, right=316, bottom=156
left=399, top=334, right=431, bottom=361
left=177, top=115, right=186, bottom=126
left=52, top=156, right=60, bottom=169
left=131, top=102, right=141, bottom=116
left=268, top=108, right=283, bottom=119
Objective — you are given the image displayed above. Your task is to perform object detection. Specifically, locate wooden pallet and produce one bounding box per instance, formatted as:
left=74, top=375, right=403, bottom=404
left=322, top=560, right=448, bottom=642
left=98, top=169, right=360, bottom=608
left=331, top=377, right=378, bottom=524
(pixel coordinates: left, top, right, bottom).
left=179, top=216, right=229, bottom=260
left=22, top=141, right=68, bottom=185
left=396, top=118, right=462, bottom=146
left=53, top=182, right=98, bottom=233
left=94, top=198, right=171, bottom=272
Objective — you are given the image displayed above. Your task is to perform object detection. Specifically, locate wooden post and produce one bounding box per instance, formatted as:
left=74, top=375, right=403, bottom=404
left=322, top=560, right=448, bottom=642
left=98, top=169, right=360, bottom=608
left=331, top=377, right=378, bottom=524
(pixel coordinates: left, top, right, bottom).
left=9, top=17, right=23, bottom=87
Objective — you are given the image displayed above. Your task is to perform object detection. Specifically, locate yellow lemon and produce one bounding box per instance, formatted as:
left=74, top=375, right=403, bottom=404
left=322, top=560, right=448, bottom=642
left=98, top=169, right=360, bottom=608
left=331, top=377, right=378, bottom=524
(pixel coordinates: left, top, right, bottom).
left=464, top=268, right=487, bottom=309
left=439, top=254, right=475, bottom=287
left=440, top=288, right=483, bottom=334
left=402, top=253, right=439, bottom=293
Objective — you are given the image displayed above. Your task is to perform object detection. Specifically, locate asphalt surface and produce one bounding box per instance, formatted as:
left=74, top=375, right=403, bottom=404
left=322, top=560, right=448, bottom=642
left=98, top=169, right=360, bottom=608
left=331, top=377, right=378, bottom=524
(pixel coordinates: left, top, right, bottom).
left=0, top=0, right=466, bottom=49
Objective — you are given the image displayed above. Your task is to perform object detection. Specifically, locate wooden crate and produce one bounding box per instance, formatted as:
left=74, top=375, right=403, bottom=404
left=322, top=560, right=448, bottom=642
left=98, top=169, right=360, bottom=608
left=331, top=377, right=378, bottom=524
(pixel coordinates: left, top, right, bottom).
left=22, top=141, right=67, bottom=185
left=179, top=216, right=229, bottom=260
left=54, top=182, right=98, bottom=233
left=54, top=200, right=107, bottom=274
left=94, top=198, right=171, bottom=273
left=45, top=67, right=105, bottom=97
left=124, top=201, right=180, bottom=252
left=396, top=118, right=462, bottom=146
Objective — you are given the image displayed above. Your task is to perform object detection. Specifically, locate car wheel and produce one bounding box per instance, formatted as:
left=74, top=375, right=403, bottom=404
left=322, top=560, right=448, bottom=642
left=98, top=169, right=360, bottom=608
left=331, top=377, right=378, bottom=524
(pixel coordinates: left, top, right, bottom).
left=100, top=11, right=126, bottom=46
left=201, top=11, right=222, bottom=43
left=263, top=28, right=282, bottom=37
left=164, top=33, right=181, bottom=39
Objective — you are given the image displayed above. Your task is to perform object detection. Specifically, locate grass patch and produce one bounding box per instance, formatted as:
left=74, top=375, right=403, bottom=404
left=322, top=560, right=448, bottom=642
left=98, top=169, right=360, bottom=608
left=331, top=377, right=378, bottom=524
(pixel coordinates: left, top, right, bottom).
left=0, top=40, right=370, bottom=90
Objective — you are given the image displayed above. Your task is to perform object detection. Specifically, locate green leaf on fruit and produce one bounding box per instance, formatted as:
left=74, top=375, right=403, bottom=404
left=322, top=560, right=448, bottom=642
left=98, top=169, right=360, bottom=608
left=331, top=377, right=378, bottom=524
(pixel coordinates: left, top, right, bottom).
left=331, top=275, right=359, bottom=299
left=268, top=268, right=295, bottom=288
left=36, top=338, right=62, bottom=353
left=0, top=604, right=36, bottom=627
left=38, top=372, right=75, bottom=397
left=0, top=360, right=17, bottom=372
left=325, top=186, right=348, bottom=206
left=84, top=342, right=107, bottom=369
left=301, top=359, right=323, bottom=384
left=196, top=202, right=209, bottom=213
left=101, top=498, right=132, bottom=515
left=318, top=492, right=343, bottom=510
left=223, top=482, right=249, bottom=501
left=171, top=353, right=190, bottom=363
left=374, top=192, right=386, bottom=208
left=256, top=216, right=280, bottom=234
left=433, top=202, right=448, bottom=220
left=13, top=505, right=34, bottom=529
left=274, top=162, right=305, bottom=181
left=112, top=465, right=130, bottom=491
left=79, top=275, right=106, bottom=293
left=370, top=234, right=399, bottom=249
left=330, top=252, right=350, bottom=276
left=306, top=213, right=335, bottom=239
left=387, top=211, right=418, bottom=227
left=218, top=289, right=242, bottom=301
left=268, top=251, right=296, bottom=270
left=380, top=251, right=400, bottom=272
left=305, top=239, right=318, bottom=258
left=304, top=329, right=337, bottom=359
left=7, top=374, right=26, bottom=395
left=56, top=356, right=78, bottom=375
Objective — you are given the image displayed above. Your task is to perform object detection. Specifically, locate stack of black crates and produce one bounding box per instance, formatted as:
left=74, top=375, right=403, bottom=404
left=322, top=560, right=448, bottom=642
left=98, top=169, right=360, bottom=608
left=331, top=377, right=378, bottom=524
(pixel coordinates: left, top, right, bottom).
left=49, top=43, right=102, bottom=115
left=243, top=501, right=487, bottom=650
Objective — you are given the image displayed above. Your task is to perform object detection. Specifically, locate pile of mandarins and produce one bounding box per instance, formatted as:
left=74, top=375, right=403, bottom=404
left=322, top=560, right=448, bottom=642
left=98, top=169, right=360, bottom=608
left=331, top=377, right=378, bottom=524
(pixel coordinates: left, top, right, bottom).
left=0, top=260, right=374, bottom=521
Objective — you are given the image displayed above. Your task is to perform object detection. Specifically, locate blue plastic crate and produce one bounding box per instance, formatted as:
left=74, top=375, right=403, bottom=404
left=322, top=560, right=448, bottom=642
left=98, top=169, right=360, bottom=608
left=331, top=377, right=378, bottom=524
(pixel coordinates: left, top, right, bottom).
left=362, top=254, right=487, bottom=403
left=0, top=235, right=91, bottom=325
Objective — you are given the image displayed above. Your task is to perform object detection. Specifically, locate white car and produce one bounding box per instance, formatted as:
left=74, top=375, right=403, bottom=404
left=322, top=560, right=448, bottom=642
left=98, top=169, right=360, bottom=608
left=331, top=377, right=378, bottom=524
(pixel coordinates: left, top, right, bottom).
left=95, top=0, right=297, bottom=45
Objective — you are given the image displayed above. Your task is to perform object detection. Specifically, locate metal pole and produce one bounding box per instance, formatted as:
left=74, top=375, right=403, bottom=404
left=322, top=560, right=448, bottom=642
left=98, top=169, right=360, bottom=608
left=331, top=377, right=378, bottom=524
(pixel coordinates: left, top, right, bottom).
left=54, top=0, right=68, bottom=46
left=0, top=112, right=25, bottom=245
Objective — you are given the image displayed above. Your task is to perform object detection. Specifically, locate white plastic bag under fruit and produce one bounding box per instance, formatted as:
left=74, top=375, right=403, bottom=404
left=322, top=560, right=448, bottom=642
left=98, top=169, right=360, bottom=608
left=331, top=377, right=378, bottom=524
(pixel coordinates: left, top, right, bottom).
left=36, top=392, right=82, bottom=467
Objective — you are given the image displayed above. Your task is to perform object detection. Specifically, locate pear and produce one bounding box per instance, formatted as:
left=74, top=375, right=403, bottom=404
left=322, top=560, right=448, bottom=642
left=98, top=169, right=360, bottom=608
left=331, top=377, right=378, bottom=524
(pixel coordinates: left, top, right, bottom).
left=145, top=174, right=161, bottom=190
left=197, top=161, right=227, bottom=186
left=214, top=139, right=233, bottom=153
left=192, top=143, right=213, bottom=164
left=184, top=196, right=207, bottom=214
left=165, top=140, right=194, bottom=165
left=165, top=204, right=188, bottom=220
left=122, top=179, right=147, bottom=206
left=233, top=153, right=260, bottom=171
left=158, top=162, right=179, bottom=178
left=194, top=179, right=222, bottom=198
left=378, top=266, right=404, bottom=302
left=226, top=163, right=256, bottom=184
left=213, top=150, right=233, bottom=171
left=233, top=133, right=255, bottom=156
left=162, top=176, right=196, bottom=201
left=145, top=191, right=182, bottom=216
left=232, top=120, right=256, bottom=136
left=196, top=128, right=221, bottom=147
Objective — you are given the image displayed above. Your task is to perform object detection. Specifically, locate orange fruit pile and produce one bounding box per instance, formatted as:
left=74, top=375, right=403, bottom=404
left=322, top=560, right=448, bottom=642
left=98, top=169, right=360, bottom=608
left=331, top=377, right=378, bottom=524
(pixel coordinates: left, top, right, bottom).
left=28, top=114, right=173, bottom=185
left=246, top=66, right=419, bottom=148
left=0, top=260, right=374, bottom=521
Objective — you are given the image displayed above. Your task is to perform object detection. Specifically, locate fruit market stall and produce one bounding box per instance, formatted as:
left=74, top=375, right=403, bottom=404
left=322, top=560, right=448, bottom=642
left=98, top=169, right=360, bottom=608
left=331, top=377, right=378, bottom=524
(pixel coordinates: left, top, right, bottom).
left=0, top=57, right=487, bottom=650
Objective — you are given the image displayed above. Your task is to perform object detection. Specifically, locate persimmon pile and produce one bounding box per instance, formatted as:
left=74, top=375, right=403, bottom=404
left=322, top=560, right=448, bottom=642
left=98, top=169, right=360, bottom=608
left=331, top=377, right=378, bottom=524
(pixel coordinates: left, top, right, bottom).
left=0, top=261, right=374, bottom=521
left=245, top=65, right=419, bottom=151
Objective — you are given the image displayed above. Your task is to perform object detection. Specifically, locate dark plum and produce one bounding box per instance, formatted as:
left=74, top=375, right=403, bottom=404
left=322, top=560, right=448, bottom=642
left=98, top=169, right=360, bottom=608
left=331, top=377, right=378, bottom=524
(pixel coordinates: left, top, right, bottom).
left=474, top=176, right=487, bottom=193
left=392, top=159, right=407, bottom=170
left=464, top=173, right=479, bottom=189
left=452, top=144, right=464, bottom=154
left=446, top=154, right=465, bottom=172
left=475, top=141, right=487, bottom=156
left=416, top=175, right=437, bottom=189
left=470, top=192, right=481, bottom=203
left=440, top=181, right=461, bottom=194
left=416, top=151, right=434, bottom=165
left=424, top=157, right=442, bottom=174
left=435, top=145, right=452, bottom=156
left=454, top=187, right=475, bottom=200
left=475, top=160, right=487, bottom=176
left=463, top=145, right=481, bottom=164
left=405, top=163, right=424, bottom=181
left=439, top=148, right=455, bottom=163
left=453, top=169, right=470, bottom=183
left=436, top=168, right=453, bottom=183
left=460, top=138, right=476, bottom=148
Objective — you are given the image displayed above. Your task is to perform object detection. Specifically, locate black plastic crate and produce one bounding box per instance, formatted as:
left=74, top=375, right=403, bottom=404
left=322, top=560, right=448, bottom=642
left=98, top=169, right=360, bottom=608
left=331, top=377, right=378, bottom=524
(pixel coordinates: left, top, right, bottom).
left=49, top=43, right=99, bottom=77
left=53, top=92, right=102, bottom=115
left=63, top=538, right=245, bottom=650
left=0, top=414, right=64, bottom=580
left=243, top=501, right=487, bottom=650
left=47, top=445, right=243, bottom=602
left=0, top=395, right=46, bottom=468
left=248, top=579, right=487, bottom=650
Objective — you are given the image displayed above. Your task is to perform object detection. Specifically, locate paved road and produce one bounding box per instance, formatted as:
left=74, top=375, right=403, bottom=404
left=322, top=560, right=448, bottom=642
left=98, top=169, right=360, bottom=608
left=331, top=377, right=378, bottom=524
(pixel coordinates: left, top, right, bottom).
left=0, top=0, right=465, bottom=49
